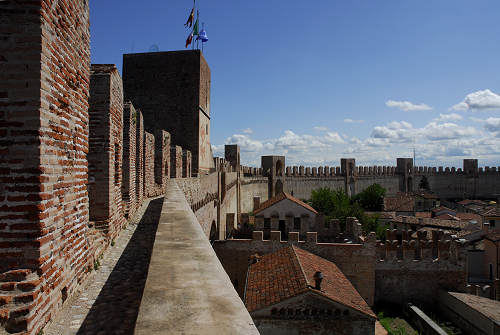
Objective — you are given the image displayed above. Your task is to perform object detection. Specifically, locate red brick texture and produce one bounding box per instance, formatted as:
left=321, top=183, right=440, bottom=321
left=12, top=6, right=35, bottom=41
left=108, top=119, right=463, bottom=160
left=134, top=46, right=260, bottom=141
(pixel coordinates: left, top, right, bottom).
left=170, top=145, right=183, bottom=178
left=89, top=64, right=126, bottom=242
left=122, top=102, right=138, bottom=218
left=0, top=1, right=91, bottom=334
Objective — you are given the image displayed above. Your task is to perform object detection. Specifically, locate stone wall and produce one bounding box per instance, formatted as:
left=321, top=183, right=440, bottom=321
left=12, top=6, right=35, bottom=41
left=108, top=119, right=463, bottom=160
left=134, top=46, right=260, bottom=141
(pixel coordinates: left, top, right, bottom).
left=375, top=230, right=468, bottom=308
left=0, top=1, right=91, bottom=333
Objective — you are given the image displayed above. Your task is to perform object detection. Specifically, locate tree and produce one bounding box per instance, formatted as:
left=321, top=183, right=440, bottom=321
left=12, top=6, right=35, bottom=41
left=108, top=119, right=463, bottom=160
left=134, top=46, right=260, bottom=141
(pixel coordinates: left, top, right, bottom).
left=310, top=185, right=388, bottom=237
left=353, top=183, right=386, bottom=211
left=419, top=175, right=430, bottom=190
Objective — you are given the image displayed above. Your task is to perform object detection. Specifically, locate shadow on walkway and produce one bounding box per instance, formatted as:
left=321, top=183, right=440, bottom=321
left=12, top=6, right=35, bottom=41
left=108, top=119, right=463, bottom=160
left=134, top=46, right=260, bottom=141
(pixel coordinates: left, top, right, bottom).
left=77, top=198, right=163, bottom=335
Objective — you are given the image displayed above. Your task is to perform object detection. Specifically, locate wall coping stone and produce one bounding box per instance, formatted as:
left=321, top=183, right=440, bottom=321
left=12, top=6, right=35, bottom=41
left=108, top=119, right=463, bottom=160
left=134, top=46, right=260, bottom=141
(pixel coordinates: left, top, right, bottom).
left=134, top=180, right=259, bottom=334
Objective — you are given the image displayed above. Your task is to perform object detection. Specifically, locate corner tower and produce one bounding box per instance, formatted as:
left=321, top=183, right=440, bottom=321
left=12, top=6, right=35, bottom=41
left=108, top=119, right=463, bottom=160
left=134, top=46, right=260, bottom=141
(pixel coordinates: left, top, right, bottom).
left=123, top=50, right=212, bottom=175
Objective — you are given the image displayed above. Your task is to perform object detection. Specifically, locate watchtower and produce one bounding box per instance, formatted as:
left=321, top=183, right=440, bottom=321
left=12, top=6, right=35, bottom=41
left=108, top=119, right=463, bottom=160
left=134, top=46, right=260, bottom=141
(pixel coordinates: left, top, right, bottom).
left=262, top=156, right=286, bottom=198
left=463, top=159, right=478, bottom=177
left=123, top=50, right=212, bottom=175
left=341, top=158, right=357, bottom=196
left=397, top=158, right=414, bottom=193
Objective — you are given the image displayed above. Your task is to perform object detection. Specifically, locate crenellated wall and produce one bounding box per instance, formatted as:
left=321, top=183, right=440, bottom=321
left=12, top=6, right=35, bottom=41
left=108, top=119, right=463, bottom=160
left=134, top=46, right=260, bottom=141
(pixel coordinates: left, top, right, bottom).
left=375, top=229, right=468, bottom=308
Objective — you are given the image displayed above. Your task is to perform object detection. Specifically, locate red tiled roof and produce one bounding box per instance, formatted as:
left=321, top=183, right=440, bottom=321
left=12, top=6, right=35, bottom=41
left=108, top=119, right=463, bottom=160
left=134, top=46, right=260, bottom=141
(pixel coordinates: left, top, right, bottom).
left=254, top=192, right=318, bottom=214
left=457, top=199, right=488, bottom=206
left=481, top=206, right=500, bottom=217
left=415, top=212, right=432, bottom=218
left=383, top=193, right=414, bottom=212
left=432, top=206, right=455, bottom=214
left=244, top=245, right=375, bottom=318
left=414, top=191, right=438, bottom=199
left=434, top=214, right=460, bottom=221
left=455, top=212, right=482, bottom=222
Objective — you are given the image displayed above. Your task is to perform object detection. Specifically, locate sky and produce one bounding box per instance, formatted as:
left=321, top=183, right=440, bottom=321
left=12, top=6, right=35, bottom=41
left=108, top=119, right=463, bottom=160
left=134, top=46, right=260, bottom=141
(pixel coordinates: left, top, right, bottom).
left=90, top=1, right=500, bottom=168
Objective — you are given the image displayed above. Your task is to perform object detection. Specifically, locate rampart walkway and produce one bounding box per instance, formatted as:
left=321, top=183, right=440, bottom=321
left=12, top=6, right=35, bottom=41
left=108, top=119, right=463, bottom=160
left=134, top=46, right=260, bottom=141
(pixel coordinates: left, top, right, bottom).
left=134, top=180, right=259, bottom=334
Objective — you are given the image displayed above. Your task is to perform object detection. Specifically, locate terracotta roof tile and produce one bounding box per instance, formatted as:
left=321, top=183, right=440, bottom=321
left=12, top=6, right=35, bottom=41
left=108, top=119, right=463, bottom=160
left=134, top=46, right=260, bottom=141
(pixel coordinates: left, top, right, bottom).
left=383, top=194, right=414, bottom=212
left=254, top=192, right=318, bottom=214
left=245, top=245, right=375, bottom=318
left=485, top=231, right=500, bottom=242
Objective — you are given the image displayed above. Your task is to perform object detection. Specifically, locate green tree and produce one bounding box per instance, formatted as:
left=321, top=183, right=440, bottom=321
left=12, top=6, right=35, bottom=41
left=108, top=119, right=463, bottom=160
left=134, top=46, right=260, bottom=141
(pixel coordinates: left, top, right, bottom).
left=419, top=175, right=430, bottom=190
left=353, top=183, right=386, bottom=211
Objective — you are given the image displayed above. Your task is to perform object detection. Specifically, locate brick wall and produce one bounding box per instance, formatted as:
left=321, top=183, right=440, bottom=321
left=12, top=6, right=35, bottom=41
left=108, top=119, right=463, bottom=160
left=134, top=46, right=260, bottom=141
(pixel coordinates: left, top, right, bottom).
left=182, top=150, right=192, bottom=178
left=123, top=50, right=211, bottom=175
left=88, top=64, right=126, bottom=242
left=122, top=102, right=137, bottom=218
left=135, top=108, right=144, bottom=207
left=0, top=1, right=92, bottom=333
left=170, top=145, right=183, bottom=178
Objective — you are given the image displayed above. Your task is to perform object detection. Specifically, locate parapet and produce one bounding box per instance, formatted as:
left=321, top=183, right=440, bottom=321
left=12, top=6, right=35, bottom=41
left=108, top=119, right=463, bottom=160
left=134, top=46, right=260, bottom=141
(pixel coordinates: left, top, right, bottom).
left=376, top=228, right=467, bottom=264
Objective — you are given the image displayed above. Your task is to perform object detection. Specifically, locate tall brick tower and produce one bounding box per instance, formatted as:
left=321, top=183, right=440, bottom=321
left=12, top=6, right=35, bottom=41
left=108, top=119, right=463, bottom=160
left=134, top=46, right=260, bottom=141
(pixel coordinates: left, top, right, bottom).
left=122, top=50, right=213, bottom=175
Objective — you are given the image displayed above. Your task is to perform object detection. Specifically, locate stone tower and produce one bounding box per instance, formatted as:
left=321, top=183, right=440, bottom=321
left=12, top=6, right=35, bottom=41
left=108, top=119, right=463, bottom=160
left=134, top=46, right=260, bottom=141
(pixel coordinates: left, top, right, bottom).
left=122, top=50, right=213, bottom=175
left=341, top=158, right=357, bottom=196
left=262, top=156, right=286, bottom=198
left=397, top=158, right=414, bottom=193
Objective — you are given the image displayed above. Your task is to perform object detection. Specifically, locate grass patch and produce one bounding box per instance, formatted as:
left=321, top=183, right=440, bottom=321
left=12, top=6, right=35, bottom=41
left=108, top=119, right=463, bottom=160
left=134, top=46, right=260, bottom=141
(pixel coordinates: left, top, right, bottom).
left=377, top=311, right=418, bottom=335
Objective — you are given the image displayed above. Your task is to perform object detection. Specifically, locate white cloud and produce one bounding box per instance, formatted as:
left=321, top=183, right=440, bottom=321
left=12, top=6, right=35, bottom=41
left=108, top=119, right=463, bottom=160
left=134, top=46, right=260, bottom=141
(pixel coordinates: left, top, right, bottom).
left=344, top=118, right=364, bottom=123
left=422, top=122, right=477, bottom=141
left=433, top=113, right=463, bottom=122
left=225, top=134, right=264, bottom=152
left=450, top=89, right=500, bottom=111
left=386, top=100, right=432, bottom=112
left=313, top=126, right=328, bottom=132
left=371, top=121, right=414, bottom=142
left=242, top=128, right=253, bottom=134
left=484, top=117, right=500, bottom=132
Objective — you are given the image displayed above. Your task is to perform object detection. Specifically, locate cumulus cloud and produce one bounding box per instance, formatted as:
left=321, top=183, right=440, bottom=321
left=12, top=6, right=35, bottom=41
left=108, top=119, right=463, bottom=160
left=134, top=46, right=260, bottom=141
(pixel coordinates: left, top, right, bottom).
left=484, top=117, right=500, bottom=132
left=313, top=126, right=328, bottom=132
left=242, top=128, right=253, bottom=134
left=344, top=118, right=364, bottom=123
left=422, top=122, right=477, bottom=141
left=386, top=100, right=432, bottom=112
left=433, top=113, right=463, bottom=122
left=450, top=89, right=500, bottom=111
left=225, top=134, right=264, bottom=152
left=371, top=121, right=414, bottom=142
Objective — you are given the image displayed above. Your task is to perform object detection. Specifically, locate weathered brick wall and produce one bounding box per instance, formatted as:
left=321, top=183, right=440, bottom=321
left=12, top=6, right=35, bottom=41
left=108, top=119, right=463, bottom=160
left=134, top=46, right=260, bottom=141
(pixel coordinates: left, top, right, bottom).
left=154, top=130, right=170, bottom=186
left=213, top=233, right=376, bottom=306
left=123, top=50, right=212, bottom=175
left=182, top=150, right=192, bottom=178
left=0, top=1, right=92, bottom=333
left=170, top=145, right=183, bottom=178
left=375, top=233, right=468, bottom=308
left=122, top=102, right=137, bottom=218
left=135, top=108, right=144, bottom=206
left=88, top=64, right=126, bottom=242
left=143, top=130, right=169, bottom=198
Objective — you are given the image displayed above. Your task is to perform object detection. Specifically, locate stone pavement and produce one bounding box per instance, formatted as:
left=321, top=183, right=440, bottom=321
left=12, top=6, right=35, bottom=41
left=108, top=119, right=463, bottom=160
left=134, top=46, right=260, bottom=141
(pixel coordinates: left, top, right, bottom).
left=43, top=196, right=164, bottom=335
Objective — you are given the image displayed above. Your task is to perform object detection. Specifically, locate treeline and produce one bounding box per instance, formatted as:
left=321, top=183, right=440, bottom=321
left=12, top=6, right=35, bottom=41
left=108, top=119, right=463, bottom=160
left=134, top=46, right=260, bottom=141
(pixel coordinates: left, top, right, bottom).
left=308, top=184, right=388, bottom=239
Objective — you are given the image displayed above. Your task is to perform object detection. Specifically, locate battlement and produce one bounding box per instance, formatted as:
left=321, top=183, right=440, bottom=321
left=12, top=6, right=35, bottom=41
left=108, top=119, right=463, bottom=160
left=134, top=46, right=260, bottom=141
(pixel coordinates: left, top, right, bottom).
left=376, top=229, right=467, bottom=263
left=414, top=165, right=500, bottom=175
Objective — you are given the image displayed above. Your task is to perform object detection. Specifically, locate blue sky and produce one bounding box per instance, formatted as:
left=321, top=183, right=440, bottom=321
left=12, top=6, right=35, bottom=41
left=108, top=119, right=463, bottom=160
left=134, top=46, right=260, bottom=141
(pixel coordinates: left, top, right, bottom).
left=90, top=1, right=500, bottom=167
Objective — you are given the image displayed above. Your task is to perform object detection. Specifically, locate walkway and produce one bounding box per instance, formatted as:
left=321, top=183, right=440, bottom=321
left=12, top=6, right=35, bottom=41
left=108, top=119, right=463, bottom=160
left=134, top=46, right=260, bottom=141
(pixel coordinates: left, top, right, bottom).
left=43, top=196, right=164, bottom=335
left=134, top=180, right=258, bottom=334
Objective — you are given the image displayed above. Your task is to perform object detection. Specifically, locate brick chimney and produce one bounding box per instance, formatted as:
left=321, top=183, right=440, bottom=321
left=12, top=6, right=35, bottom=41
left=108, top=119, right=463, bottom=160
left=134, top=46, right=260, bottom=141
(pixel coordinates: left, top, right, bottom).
left=313, top=271, right=323, bottom=290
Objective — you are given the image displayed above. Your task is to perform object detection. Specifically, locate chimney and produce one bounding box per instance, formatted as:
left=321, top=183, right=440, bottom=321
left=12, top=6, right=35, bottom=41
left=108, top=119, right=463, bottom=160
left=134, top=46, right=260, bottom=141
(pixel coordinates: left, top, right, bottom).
left=483, top=222, right=490, bottom=232
left=313, top=271, right=323, bottom=290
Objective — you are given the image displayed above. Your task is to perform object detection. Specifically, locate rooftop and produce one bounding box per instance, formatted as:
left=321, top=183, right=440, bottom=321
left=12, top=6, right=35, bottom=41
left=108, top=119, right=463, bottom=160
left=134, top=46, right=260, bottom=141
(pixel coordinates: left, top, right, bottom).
left=447, top=292, right=500, bottom=323
left=254, top=192, right=318, bottom=215
left=245, top=245, right=375, bottom=318
left=383, top=193, right=415, bottom=212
